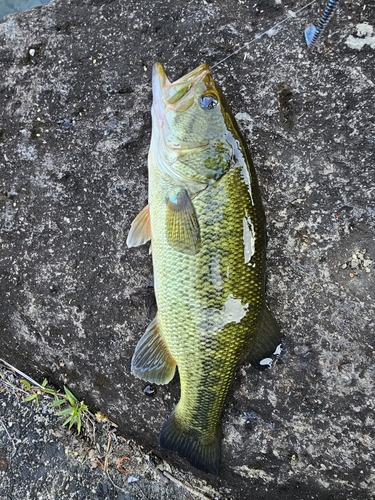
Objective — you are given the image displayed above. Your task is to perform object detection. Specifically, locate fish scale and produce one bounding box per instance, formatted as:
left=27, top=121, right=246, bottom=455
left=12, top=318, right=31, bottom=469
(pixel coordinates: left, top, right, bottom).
left=127, top=62, right=281, bottom=475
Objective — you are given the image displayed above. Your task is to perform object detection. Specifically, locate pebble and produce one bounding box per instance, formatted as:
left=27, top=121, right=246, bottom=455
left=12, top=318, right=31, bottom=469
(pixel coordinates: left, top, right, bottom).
left=341, top=250, right=372, bottom=273
left=350, top=258, right=359, bottom=269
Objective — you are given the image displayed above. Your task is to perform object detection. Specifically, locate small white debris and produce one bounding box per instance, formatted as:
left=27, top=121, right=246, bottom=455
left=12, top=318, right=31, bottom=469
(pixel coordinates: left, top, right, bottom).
left=127, top=475, right=139, bottom=483
left=340, top=250, right=372, bottom=274
left=273, top=344, right=282, bottom=356
left=29, top=48, right=35, bottom=56
left=350, top=257, right=359, bottom=269
left=259, top=357, right=273, bottom=368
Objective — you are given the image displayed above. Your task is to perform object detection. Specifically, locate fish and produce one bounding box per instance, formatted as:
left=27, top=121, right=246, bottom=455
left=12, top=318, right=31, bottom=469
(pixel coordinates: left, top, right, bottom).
left=126, top=62, right=281, bottom=475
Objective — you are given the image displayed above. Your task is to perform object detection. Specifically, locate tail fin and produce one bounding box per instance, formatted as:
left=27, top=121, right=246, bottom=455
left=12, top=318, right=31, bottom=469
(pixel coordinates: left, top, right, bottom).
left=158, top=411, right=221, bottom=475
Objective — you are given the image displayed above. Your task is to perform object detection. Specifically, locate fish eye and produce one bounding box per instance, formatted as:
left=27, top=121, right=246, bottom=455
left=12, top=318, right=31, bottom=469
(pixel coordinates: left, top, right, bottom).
left=199, top=94, right=218, bottom=110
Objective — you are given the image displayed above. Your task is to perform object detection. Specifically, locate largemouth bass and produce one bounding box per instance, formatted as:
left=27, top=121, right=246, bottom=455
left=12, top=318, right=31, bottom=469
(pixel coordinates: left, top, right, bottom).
left=127, top=62, right=281, bottom=475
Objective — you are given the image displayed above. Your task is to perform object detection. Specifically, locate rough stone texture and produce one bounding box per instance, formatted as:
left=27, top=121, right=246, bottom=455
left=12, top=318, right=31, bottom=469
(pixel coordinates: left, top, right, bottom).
left=0, top=0, right=374, bottom=498
left=0, top=378, right=220, bottom=500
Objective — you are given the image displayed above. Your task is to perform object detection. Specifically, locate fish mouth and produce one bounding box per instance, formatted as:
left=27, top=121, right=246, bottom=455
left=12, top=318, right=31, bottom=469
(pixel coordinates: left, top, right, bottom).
left=169, top=63, right=210, bottom=86
left=152, top=62, right=211, bottom=111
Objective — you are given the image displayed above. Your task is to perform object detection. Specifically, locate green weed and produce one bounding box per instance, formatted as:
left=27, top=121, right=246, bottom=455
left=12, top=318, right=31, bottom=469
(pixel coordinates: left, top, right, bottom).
left=20, top=378, right=88, bottom=434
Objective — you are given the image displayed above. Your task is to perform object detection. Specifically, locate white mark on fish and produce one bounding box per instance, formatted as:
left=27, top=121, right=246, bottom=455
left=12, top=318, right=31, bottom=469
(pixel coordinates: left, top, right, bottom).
left=243, top=213, right=256, bottom=264
left=198, top=294, right=248, bottom=333
left=240, top=164, right=254, bottom=206
left=222, top=294, right=249, bottom=325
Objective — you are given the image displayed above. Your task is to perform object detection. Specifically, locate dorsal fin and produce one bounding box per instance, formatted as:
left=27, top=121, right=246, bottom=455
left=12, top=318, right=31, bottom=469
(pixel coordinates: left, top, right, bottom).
left=247, top=306, right=282, bottom=370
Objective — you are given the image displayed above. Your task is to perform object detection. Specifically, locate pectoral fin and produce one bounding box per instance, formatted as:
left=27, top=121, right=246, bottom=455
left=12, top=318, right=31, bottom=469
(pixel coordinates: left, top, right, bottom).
left=131, top=316, right=176, bottom=384
left=126, top=204, right=151, bottom=248
left=247, top=306, right=282, bottom=370
left=165, top=189, right=200, bottom=255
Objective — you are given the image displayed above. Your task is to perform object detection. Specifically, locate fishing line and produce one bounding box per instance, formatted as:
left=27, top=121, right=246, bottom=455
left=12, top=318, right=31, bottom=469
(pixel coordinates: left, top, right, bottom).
left=211, top=0, right=316, bottom=69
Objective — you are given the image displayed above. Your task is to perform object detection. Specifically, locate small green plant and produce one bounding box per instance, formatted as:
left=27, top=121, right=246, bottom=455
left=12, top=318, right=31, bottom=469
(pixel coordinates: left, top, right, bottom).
left=51, top=386, right=88, bottom=434
left=20, top=378, right=88, bottom=434
left=21, top=378, right=55, bottom=403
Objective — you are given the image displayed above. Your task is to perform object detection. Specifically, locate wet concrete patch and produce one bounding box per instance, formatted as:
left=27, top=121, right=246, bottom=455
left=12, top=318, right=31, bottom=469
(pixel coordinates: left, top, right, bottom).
left=0, top=0, right=53, bottom=20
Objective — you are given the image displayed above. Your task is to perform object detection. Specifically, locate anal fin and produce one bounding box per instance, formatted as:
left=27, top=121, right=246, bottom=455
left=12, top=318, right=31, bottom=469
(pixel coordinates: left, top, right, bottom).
left=166, top=189, right=200, bottom=255
left=131, top=316, right=176, bottom=384
left=247, top=306, right=282, bottom=371
left=126, top=204, right=151, bottom=248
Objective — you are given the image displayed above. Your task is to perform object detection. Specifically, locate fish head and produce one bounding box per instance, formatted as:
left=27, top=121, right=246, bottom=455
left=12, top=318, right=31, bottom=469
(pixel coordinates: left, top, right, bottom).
left=151, top=62, right=240, bottom=187
left=152, top=62, right=216, bottom=115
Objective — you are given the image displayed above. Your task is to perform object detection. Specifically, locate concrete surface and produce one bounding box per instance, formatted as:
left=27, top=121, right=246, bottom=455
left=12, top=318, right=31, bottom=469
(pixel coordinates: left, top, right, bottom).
left=0, top=0, right=374, bottom=498
left=0, top=368, right=222, bottom=500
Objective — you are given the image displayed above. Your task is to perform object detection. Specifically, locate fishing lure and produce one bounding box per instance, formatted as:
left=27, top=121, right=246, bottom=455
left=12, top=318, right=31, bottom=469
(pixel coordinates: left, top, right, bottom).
left=305, top=0, right=340, bottom=49
left=211, top=0, right=316, bottom=69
